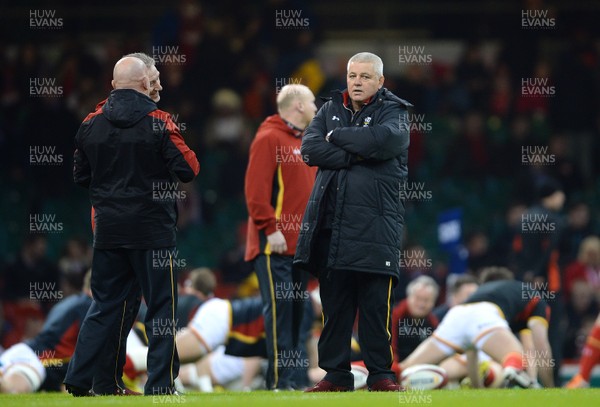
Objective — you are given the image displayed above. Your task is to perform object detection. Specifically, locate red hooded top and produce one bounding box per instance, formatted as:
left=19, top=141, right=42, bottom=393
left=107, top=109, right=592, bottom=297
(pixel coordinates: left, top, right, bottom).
left=244, top=114, right=316, bottom=260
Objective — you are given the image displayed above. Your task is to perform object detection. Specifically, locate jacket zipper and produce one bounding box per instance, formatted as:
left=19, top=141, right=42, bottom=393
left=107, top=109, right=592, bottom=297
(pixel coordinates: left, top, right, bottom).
left=342, top=103, right=355, bottom=122
left=343, top=97, right=374, bottom=124
left=343, top=103, right=362, bottom=124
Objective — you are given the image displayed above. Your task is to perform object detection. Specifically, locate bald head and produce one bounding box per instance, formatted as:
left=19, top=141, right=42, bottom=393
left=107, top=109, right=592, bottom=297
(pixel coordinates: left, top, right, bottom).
left=276, top=84, right=317, bottom=129
left=277, top=85, right=312, bottom=113
left=111, top=57, right=150, bottom=95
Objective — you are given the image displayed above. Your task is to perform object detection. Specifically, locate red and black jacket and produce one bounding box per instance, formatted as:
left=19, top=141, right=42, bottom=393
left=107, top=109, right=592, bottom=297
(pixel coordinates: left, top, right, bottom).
left=25, top=293, right=93, bottom=365
left=244, top=114, right=316, bottom=260
left=391, top=299, right=439, bottom=363
left=73, top=89, right=199, bottom=249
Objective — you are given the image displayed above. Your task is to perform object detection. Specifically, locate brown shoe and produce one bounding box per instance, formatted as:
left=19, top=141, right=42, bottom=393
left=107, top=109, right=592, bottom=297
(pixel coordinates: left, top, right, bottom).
left=368, top=378, right=405, bottom=392
left=305, top=380, right=353, bottom=392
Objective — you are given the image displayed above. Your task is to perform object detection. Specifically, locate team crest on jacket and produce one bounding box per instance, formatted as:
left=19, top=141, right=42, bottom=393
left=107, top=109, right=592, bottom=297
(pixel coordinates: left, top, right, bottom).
left=363, top=117, right=372, bottom=127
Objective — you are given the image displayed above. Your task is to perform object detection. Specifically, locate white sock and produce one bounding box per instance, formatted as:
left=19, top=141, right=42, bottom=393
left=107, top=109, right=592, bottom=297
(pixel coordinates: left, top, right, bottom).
left=127, top=347, right=148, bottom=372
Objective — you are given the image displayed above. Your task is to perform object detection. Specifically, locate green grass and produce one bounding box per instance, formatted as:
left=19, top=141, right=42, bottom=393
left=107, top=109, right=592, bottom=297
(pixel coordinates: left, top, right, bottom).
left=0, top=389, right=599, bottom=407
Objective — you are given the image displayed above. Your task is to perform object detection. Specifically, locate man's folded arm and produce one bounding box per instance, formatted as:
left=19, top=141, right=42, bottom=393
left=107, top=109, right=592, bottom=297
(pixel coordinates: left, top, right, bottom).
left=328, top=104, right=409, bottom=161
left=301, top=104, right=356, bottom=169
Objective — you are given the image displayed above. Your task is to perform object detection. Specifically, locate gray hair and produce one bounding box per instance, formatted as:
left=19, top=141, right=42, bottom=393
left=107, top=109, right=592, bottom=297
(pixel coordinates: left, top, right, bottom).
left=124, top=52, right=155, bottom=68
left=347, top=52, right=384, bottom=77
left=406, top=275, right=439, bottom=298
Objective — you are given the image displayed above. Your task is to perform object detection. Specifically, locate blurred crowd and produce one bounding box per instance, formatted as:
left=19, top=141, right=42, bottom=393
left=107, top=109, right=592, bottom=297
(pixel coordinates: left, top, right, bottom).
left=1, top=0, right=600, bottom=368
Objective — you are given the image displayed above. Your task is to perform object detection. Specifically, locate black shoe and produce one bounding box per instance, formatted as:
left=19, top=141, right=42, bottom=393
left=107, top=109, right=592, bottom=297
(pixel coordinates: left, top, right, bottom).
left=95, top=387, right=143, bottom=396
left=65, top=383, right=95, bottom=397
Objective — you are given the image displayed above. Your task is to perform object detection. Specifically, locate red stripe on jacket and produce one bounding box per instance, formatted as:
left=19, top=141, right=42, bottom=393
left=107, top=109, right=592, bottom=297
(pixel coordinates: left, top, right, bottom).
left=148, top=110, right=200, bottom=176
left=82, top=98, right=106, bottom=123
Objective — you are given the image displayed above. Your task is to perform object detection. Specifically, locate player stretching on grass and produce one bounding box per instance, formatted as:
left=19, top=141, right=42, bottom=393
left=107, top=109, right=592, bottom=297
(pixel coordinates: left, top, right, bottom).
left=0, top=272, right=92, bottom=393
left=401, top=267, right=554, bottom=388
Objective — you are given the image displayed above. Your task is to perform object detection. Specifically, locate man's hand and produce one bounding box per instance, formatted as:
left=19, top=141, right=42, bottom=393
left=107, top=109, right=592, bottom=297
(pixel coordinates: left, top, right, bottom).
left=267, top=230, right=288, bottom=254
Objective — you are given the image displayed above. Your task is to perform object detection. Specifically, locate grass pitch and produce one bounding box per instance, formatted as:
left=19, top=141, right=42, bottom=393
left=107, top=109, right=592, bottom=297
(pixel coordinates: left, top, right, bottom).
left=0, top=389, right=598, bottom=407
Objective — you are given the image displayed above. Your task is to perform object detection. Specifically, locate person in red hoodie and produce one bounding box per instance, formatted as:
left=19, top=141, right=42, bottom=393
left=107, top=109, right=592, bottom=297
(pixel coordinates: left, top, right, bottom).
left=564, top=236, right=600, bottom=301
left=244, top=84, right=317, bottom=390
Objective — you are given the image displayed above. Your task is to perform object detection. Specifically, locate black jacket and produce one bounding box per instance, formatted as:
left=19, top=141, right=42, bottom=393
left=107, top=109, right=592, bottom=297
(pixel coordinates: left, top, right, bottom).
left=293, top=88, right=412, bottom=280
left=73, top=89, right=200, bottom=249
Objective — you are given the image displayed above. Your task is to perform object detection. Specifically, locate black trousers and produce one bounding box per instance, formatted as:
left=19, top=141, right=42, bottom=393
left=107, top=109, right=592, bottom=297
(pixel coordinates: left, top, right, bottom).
left=254, top=254, right=310, bottom=389
left=94, top=284, right=141, bottom=394
left=64, top=247, right=179, bottom=395
left=316, top=231, right=396, bottom=388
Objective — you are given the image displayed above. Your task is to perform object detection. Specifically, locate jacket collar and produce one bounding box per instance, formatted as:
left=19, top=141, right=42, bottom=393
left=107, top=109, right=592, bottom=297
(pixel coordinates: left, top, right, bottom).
left=266, top=114, right=303, bottom=138
left=281, top=118, right=304, bottom=137
left=342, top=89, right=375, bottom=111
left=323, top=88, right=413, bottom=110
